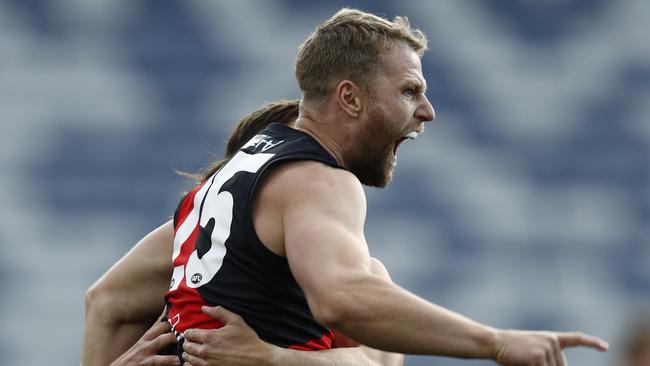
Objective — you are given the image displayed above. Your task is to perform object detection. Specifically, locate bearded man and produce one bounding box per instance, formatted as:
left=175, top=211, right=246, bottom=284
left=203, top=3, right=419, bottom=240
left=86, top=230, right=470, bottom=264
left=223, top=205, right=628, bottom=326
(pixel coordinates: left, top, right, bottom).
left=84, top=8, right=608, bottom=366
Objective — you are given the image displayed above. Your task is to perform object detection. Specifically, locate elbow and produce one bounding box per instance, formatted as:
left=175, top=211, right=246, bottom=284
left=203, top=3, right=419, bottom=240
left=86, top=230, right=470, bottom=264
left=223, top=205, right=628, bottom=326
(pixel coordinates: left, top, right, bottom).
left=309, top=291, right=358, bottom=330
left=307, top=274, right=379, bottom=330
left=311, top=302, right=342, bottom=329
left=84, top=283, right=102, bottom=314
left=84, top=281, right=116, bottom=322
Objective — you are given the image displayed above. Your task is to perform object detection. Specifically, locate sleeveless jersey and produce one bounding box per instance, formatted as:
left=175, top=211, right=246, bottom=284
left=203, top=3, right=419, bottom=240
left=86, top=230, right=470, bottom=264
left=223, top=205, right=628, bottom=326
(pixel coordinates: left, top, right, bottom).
left=164, top=123, right=341, bottom=351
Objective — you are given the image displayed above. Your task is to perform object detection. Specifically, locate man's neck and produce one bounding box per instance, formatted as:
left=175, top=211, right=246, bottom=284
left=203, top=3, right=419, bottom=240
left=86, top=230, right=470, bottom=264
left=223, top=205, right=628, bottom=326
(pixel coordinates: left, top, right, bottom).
left=294, top=111, right=349, bottom=169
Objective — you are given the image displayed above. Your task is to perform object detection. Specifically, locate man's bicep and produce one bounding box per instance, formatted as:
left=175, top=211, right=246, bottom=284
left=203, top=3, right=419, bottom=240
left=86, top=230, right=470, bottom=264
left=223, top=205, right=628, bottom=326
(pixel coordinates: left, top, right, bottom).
left=286, top=210, right=369, bottom=279
left=282, top=169, right=371, bottom=320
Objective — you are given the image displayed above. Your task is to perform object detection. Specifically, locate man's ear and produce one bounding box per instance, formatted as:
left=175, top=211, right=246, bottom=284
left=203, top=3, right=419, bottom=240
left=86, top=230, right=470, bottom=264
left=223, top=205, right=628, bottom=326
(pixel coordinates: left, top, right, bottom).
left=335, top=80, right=363, bottom=118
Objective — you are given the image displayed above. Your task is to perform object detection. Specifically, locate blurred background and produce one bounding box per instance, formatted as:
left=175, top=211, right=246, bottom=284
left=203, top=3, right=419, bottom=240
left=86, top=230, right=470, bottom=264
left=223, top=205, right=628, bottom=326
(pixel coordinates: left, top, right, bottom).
left=0, top=0, right=648, bottom=365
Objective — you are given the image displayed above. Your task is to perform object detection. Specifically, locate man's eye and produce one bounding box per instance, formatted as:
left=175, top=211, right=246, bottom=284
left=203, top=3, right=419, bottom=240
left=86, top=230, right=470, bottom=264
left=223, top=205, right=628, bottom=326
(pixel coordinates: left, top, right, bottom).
left=403, top=89, right=415, bottom=97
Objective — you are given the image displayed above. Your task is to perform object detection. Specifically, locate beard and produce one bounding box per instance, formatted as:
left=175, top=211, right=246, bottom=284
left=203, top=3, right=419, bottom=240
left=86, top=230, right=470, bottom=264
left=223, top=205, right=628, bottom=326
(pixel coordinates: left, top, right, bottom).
left=345, top=105, right=398, bottom=188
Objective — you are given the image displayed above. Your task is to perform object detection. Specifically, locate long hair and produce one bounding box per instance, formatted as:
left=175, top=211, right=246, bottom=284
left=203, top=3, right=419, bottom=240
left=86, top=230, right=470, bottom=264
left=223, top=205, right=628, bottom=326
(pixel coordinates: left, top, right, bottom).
left=182, top=99, right=300, bottom=183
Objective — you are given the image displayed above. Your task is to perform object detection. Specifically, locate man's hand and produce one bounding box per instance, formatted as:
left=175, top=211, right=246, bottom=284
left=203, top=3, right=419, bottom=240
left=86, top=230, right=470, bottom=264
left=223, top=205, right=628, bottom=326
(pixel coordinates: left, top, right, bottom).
left=183, top=306, right=273, bottom=366
left=110, top=321, right=179, bottom=366
left=493, top=329, right=609, bottom=366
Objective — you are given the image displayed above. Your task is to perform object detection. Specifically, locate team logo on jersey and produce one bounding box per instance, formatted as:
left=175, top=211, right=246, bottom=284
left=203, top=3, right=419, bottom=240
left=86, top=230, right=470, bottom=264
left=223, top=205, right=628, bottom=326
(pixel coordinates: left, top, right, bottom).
left=242, top=134, right=283, bottom=152
left=191, top=273, right=202, bottom=284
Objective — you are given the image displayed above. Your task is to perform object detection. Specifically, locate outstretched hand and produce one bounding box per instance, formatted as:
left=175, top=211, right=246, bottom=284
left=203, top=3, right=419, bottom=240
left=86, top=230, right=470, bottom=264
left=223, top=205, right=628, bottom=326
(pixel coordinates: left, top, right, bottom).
left=494, top=329, right=608, bottom=366
left=182, top=306, right=273, bottom=366
left=111, top=320, right=179, bottom=366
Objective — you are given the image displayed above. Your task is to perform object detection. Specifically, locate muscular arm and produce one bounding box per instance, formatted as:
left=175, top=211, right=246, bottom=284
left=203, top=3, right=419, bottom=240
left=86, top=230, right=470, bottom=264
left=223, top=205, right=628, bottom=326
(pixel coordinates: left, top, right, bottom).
left=83, top=221, right=174, bottom=366
left=326, top=258, right=402, bottom=366
left=279, top=162, right=495, bottom=356
left=275, top=162, right=606, bottom=361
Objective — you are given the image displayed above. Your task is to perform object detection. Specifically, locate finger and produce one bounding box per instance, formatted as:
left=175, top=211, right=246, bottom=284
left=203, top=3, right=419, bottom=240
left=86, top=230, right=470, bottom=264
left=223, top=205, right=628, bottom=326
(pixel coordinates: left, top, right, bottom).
left=201, top=305, right=241, bottom=324
left=156, top=307, right=169, bottom=322
left=148, top=355, right=180, bottom=366
left=152, top=332, right=178, bottom=351
left=558, top=332, right=609, bottom=351
left=182, top=339, right=201, bottom=355
left=144, top=321, right=172, bottom=341
left=183, top=328, right=210, bottom=343
left=182, top=352, right=204, bottom=366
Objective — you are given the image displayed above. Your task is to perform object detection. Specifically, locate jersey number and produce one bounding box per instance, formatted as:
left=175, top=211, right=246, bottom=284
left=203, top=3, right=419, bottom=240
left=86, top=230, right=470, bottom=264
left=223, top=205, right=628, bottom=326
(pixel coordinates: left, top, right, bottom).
left=169, top=151, right=274, bottom=290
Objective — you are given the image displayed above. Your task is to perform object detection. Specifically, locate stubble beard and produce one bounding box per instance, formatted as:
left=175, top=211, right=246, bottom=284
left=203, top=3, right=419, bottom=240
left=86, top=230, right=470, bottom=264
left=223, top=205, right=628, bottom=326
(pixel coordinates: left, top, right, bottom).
left=345, top=106, right=397, bottom=188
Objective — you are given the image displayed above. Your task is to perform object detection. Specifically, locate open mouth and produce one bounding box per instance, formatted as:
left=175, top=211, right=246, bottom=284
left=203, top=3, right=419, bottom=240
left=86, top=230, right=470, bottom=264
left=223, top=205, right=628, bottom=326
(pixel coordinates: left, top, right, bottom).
left=392, top=131, right=419, bottom=157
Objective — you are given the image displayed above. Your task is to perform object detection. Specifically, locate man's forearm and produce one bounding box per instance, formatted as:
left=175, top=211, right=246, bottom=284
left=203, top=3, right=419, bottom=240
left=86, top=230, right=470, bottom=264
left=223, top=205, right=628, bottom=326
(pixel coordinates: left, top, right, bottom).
left=82, top=272, right=164, bottom=365
left=82, top=221, right=173, bottom=365
left=270, top=345, right=402, bottom=366
left=317, top=275, right=496, bottom=358
left=82, top=306, right=153, bottom=365
left=357, top=345, right=403, bottom=366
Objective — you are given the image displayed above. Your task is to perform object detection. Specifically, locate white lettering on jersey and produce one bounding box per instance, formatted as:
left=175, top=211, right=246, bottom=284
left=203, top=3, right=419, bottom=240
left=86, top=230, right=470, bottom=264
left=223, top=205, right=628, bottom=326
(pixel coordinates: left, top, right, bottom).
left=242, top=134, right=283, bottom=152
left=169, top=150, right=276, bottom=290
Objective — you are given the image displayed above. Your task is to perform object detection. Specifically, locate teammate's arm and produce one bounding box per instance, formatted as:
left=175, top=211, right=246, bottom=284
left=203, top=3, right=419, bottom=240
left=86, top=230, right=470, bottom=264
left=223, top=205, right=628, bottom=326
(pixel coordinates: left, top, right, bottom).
left=82, top=221, right=174, bottom=366
left=278, top=161, right=607, bottom=363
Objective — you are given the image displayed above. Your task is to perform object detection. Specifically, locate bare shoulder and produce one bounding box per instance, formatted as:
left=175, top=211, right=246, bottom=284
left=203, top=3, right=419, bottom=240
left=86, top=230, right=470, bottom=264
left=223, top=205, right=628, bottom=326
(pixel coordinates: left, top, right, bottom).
left=263, top=160, right=366, bottom=208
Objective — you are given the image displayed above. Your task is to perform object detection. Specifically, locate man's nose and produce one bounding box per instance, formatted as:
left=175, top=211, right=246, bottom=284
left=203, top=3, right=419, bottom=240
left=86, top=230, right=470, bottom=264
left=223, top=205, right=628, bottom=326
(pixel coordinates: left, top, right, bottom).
left=416, top=95, right=435, bottom=122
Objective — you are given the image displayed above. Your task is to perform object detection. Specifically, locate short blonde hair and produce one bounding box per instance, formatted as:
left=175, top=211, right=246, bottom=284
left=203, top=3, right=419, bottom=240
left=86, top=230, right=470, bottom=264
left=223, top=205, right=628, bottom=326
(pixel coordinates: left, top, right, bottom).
left=295, top=8, right=427, bottom=102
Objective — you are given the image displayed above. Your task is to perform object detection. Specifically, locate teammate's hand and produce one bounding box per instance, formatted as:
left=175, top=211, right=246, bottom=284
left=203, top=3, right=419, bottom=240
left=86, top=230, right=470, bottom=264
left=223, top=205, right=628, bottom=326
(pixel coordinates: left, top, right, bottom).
left=182, top=306, right=273, bottom=366
left=110, top=321, right=179, bottom=366
left=493, top=329, right=608, bottom=366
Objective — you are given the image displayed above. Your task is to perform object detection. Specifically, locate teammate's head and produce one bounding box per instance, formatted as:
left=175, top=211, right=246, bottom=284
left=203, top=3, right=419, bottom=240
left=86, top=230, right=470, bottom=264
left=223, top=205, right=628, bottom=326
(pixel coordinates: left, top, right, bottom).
left=224, top=100, right=300, bottom=158
left=295, top=8, right=427, bottom=103
left=296, top=8, right=434, bottom=188
left=195, top=100, right=300, bottom=182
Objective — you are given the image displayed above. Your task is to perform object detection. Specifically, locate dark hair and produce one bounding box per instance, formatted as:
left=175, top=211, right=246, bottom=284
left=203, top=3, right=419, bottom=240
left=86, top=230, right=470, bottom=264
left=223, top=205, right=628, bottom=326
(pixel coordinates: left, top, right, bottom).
left=182, top=99, right=300, bottom=183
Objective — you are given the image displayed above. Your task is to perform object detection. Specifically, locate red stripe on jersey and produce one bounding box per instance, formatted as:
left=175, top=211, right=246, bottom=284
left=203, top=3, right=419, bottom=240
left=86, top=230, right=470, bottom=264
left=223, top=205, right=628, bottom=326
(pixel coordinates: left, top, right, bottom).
left=287, top=329, right=335, bottom=351
left=331, top=330, right=360, bottom=348
left=174, top=182, right=205, bottom=232
left=167, top=181, right=223, bottom=334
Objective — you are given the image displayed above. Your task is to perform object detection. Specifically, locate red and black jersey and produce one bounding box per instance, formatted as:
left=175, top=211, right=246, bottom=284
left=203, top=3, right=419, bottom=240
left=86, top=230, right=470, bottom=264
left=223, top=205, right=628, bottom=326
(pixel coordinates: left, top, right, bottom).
left=164, top=123, right=340, bottom=351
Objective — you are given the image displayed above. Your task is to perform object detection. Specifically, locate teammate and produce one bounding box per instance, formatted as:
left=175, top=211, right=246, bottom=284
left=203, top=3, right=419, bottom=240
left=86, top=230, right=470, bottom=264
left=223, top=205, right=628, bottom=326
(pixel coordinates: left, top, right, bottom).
left=83, top=99, right=401, bottom=366
left=86, top=8, right=609, bottom=366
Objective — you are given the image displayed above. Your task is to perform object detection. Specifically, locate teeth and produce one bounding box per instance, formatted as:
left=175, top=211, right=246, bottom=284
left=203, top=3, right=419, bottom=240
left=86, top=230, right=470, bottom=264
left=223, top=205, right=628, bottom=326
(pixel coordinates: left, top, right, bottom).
left=404, top=131, right=419, bottom=140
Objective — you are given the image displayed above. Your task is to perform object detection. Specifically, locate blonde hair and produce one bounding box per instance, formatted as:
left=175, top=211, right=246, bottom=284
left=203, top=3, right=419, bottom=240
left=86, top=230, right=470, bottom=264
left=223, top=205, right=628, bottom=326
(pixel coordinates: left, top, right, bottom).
left=295, top=8, right=427, bottom=102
